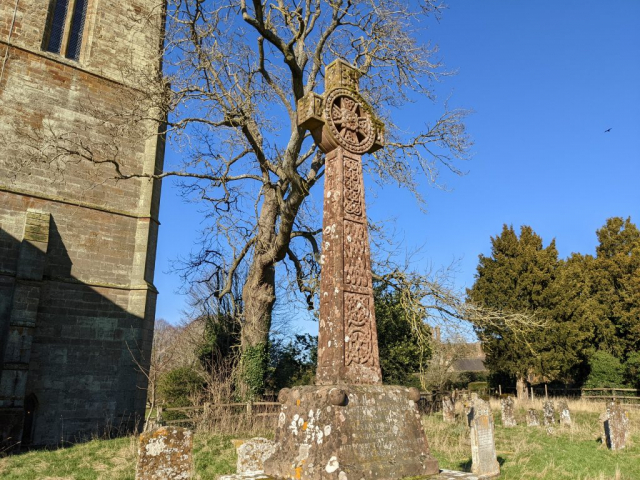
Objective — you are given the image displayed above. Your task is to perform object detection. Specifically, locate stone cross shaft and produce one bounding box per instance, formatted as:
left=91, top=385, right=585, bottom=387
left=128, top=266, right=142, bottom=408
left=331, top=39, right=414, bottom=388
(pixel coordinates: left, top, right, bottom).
left=298, top=59, right=385, bottom=385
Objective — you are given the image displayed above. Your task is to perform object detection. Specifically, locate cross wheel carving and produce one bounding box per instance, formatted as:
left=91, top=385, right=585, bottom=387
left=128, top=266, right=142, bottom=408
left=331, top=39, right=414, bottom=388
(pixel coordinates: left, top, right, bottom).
left=325, top=88, right=375, bottom=154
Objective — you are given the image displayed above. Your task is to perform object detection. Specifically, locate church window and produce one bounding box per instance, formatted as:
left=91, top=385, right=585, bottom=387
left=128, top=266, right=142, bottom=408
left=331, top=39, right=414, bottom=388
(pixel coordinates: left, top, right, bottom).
left=43, top=0, right=89, bottom=61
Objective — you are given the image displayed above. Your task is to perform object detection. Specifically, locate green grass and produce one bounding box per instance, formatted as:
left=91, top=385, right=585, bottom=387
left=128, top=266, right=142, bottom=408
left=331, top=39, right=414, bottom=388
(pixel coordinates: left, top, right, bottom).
left=0, top=436, right=137, bottom=480
left=1, top=399, right=638, bottom=479
left=0, top=431, right=259, bottom=480
left=425, top=398, right=640, bottom=480
left=192, top=433, right=239, bottom=478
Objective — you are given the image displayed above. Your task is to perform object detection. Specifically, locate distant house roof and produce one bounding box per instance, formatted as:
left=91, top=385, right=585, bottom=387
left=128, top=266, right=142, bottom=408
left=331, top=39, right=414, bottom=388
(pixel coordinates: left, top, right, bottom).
left=451, top=358, right=487, bottom=372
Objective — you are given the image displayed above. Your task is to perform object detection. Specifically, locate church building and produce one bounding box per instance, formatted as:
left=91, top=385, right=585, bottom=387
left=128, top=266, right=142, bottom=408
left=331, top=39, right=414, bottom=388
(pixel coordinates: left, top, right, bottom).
left=0, top=0, right=165, bottom=447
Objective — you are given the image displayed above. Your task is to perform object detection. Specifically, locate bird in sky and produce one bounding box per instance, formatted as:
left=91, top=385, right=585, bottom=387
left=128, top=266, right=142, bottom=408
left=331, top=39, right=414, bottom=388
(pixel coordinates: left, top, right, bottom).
left=604, top=128, right=612, bottom=133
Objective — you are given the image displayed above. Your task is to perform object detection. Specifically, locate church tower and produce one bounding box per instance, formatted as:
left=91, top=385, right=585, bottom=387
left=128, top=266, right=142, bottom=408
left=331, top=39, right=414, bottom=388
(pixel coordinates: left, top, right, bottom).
left=0, top=0, right=165, bottom=446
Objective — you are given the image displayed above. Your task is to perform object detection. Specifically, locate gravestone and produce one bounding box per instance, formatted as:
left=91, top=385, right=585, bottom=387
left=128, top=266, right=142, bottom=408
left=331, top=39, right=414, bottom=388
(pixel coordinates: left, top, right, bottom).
left=558, top=400, right=571, bottom=427
left=500, top=397, right=517, bottom=427
left=136, top=426, right=193, bottom=480
left=468, top=398, right=500, bottom=478
left=263, top=59, right=439, bottom=479
left=604, top=401, right=630, bottom=450
left=236, top=438, right=277, bottom=474
left=543, top=400, right=555, bottom=426
left=463, top=393, right=478, bottom=427
left=443, top=395, right=456, bottom=423
left=527, top=409, right=540, bottom=427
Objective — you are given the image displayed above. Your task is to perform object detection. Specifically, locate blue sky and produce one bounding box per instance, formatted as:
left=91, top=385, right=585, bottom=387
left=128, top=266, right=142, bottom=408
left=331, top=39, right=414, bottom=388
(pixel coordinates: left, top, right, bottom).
left=154, top=1, right=640, bottom=331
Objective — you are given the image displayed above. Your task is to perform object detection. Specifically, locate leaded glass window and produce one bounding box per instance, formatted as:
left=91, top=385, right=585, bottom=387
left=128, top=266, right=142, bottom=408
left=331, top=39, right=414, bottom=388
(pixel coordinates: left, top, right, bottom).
left=43, top=0, right=89, bottom=61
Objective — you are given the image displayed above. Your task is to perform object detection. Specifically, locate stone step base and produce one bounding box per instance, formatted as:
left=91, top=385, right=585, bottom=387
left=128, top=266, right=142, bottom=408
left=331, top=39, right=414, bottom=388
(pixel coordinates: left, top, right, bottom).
left=219, top=469, right=488, bottom=480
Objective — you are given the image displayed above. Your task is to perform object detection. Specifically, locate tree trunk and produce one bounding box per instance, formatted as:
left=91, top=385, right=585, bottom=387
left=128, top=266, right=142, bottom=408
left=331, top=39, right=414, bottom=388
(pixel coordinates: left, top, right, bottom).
left=237, top=186, right=286, bottom=399
left=239, top=257, right=276, bottom=399
left=235, top=147, right=308, bottom=398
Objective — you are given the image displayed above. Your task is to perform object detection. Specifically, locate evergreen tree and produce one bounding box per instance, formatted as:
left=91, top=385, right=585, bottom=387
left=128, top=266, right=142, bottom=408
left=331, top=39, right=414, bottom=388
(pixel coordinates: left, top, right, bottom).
left=374, top=285, right=430, bottom=387
left=591, top=217, right=640, bottom=358
left=468, top=225, right=584, bottom=384
left=468, top=217, right=640, bottom=388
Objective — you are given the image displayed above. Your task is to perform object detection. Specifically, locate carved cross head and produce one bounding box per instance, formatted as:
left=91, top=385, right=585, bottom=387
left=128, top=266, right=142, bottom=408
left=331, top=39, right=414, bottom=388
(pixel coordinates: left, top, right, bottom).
left=298, top=59, right=385, bottom=155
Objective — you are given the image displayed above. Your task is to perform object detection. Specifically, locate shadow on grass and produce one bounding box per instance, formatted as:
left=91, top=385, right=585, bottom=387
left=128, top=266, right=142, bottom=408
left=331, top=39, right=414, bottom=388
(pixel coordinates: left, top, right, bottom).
left=457, top=459, right=471, bottom=472
left=457, top=455, right=506, bottom=472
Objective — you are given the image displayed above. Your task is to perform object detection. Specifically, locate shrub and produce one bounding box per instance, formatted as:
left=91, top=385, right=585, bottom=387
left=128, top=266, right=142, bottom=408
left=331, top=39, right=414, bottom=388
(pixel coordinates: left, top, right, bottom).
left=158, top=366, right=204, bottom=421
left=468, top=381, right=489, bottom=393
left=624, top=352, right=640, bottom=389
left=584, top=351, right=625, bottom=388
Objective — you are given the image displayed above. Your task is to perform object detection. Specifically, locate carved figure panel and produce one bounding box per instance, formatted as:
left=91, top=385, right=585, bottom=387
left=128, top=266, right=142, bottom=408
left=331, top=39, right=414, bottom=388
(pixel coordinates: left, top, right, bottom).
left=344, top=292, right=375, bottom=367
left=344, top=220, right=371, bottom=290
left=324, top=154, right=339, bottom=206
left=343, top=156, right=363, bottom=217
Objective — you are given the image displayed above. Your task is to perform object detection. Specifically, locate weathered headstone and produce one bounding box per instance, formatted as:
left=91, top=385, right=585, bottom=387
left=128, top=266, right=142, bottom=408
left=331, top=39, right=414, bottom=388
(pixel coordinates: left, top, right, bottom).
left=468, top=398, right=500, bottom=478
left=443, top=395, right=456, bottom=423
left=558, top=400, right=571, bottom=427
left=136, top=427, right=193, bottom=480
left=543, top=400, right=555, bottom=426
left=263, top=59, right=439, bottom=479
left=236, top=438, right=276, bottom=474
left=500, top=396, right=517, bottom=427
left=527, top=409, right=540, bottom=427
left=604, top=401, right=630, bottom=450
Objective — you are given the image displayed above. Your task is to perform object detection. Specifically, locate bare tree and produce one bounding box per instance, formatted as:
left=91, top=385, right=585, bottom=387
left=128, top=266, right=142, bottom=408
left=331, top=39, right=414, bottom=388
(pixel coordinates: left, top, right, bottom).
left=12, top=0, right=474, bottom=396
left=372, top=257, right=548, bottom=392
left=162, top=0, right=473, bottom=396
left=419, top=338, right=475, bottom=394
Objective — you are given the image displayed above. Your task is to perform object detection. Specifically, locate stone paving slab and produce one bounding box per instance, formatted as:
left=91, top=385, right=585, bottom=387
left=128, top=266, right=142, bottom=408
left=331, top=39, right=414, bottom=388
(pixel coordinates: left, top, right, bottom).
left=218, top=469, right=486, bottom=479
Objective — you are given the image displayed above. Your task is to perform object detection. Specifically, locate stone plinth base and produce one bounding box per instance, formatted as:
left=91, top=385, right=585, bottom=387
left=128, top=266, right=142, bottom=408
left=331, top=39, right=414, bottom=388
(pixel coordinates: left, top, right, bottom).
left=220, top=469, right=486, bottom=480
left=263, top=385, right=439, bottom=479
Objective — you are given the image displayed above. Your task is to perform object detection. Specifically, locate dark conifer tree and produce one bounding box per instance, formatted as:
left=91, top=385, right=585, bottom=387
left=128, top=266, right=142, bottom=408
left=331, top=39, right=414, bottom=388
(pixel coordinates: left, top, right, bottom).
left=468, top=225, right=586, bottom=386
left=591, top=217, right=640, bottom=358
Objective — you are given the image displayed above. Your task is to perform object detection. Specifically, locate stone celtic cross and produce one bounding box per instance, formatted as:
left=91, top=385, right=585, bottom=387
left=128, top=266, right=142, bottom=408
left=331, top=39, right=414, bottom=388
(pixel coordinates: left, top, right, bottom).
left=298, top=59, right=385, bottom=385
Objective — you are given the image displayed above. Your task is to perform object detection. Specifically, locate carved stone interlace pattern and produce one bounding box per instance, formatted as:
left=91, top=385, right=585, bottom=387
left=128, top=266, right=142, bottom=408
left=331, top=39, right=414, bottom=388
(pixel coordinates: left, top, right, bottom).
left=344, top=220, right=371, bottom=289
left=325, top=88, right=375, bottom=154
left=344, top=292, right=374, bottom=366
left=343, top=156, right=363, bottom=216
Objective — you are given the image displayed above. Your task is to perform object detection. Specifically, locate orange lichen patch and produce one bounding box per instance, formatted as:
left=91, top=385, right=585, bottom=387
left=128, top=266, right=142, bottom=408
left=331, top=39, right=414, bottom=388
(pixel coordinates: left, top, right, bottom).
left=296, top=399, right=301, bottom=406
left=295, top=466, right=303, bottom=479
left=151, top=427, right=169, bottom=438
left=231, top=439, right=246, bottom=449
left=136, top=427, right=193, bottom=480
left=302, top=422, right=308, bottom=431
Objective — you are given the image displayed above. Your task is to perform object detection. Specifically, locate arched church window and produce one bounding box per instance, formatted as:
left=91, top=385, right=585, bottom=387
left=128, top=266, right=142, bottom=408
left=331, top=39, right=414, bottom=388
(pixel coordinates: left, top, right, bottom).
left=43, top=0, right=89, bottom=61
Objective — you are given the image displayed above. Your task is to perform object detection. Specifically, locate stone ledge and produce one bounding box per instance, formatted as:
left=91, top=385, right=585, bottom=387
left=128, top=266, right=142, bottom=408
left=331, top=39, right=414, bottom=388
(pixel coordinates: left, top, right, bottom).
left=218, top=469, right=486, bottom=480
left=0, top=184, right=160, bottom=223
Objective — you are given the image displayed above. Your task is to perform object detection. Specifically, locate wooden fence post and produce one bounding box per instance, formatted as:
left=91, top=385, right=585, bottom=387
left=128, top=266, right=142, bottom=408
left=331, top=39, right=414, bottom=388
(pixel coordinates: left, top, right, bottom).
left=246, top=400, right=253, bottom=421
left=545, top=384, right=548, bottom=399
left=498, top=385, right=502, bottom=396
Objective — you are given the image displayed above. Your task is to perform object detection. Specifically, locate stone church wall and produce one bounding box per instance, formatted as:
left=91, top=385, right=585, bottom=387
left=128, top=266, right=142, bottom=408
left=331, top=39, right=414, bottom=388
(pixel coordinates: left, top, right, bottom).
left=0, top=0, right=165, bottom=446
